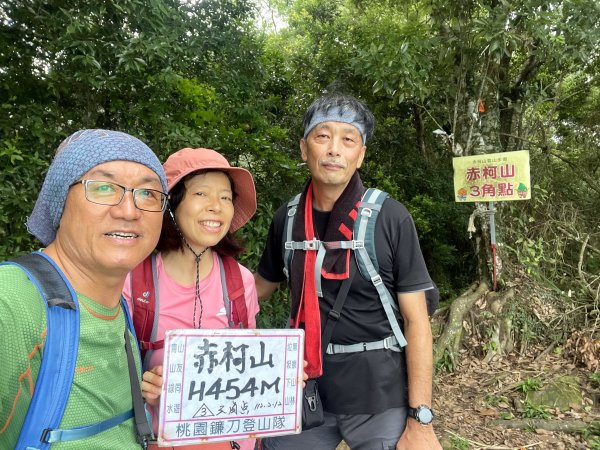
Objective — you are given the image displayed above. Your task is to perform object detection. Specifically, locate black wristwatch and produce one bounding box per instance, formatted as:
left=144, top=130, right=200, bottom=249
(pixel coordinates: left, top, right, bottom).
left=408, top=405, right=434, bottom=425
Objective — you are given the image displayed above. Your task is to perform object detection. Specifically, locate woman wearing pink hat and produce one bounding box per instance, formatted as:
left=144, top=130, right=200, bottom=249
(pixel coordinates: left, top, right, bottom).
left=123, top=148, right=259, bottom=450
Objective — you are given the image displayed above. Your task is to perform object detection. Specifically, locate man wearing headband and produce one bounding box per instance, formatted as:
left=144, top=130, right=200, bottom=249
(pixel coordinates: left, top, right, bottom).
left=0, top=129, right=167, bottom=448
left=255, top=94, right=442, bottom=449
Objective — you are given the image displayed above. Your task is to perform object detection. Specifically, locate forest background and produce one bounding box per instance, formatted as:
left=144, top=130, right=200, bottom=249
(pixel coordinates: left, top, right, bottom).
left=1, top=0, right=599, bottom=448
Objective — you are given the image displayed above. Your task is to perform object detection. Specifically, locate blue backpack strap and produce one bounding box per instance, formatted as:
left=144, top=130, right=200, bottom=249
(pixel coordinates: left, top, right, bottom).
left=43, top=297, right=145, bottom=446
left=121, top=294, right=138, bottom=340
left=41, top=409, right=134, bottom=444
left=354, top=189, right=407, bottom=348
left=0, top=251, right=80, bottom=450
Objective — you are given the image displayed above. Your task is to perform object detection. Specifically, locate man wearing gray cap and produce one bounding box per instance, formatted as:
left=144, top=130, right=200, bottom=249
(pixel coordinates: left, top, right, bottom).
left=0, top=130, right=167, bottom=449
left=255, top=94, right=442, bottom=449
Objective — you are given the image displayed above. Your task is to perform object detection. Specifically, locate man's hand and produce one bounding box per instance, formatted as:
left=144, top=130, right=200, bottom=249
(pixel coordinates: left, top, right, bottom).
left=396, top=418, right=442, bottom=450
left=141, top=365, right=163, bottom=406
left=302, top=360, right=309, bottom=388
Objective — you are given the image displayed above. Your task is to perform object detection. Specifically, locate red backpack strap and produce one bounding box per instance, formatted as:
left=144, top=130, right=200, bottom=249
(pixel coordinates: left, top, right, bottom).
left=130, top=254, right=162, bottom=360
left=221, top=255, right=248, bottom=328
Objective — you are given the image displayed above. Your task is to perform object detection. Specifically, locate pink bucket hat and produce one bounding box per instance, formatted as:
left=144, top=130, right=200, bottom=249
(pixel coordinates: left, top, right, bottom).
left=163, top=148, right=257, bottom=232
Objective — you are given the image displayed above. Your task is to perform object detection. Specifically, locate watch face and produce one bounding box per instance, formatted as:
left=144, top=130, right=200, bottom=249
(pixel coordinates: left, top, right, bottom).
left=417, top=407, right=433, bottom=424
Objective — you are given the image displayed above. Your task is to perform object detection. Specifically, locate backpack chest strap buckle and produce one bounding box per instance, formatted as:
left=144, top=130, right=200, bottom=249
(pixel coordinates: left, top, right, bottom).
left=351, top=240, right=365, bottom=249
left=371, top=274, right=383, bottom=286
left=326, top=336, right=402, bottom=354
left=285, top=239, right=321, bottom=251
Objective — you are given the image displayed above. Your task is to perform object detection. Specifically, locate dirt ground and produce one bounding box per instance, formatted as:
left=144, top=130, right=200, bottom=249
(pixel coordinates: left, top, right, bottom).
left=432, top=349, right=599, bottom=449
left=336, top=348, right=599, bottom=449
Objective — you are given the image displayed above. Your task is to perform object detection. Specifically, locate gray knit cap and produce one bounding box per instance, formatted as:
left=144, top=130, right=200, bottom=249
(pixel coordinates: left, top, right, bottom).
left=26, top=129, right=167, bottom=246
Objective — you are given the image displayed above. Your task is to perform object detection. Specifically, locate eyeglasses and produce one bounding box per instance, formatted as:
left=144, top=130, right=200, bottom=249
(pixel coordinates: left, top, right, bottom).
left=71, top=180, right=168, bottom=212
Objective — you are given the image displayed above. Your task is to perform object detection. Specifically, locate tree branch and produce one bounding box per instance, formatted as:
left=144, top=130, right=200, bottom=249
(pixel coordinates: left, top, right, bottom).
left=547, top=150, right=600, bottom=195
left=556, top=227, right=600, bottom=256
left=513, top=51, right=539, bottom=91
left=496, top=133, right=600, bottom=196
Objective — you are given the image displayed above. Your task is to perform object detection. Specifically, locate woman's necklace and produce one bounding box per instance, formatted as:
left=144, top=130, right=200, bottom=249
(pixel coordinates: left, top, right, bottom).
left=170, top=210, right=210, bottom=328
left=183, top=243, right=209, bottom=329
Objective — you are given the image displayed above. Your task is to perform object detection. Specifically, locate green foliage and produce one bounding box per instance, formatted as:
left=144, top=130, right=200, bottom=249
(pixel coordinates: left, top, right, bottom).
left=502, top=186, right=555, bottom=279
left=513, top=236, right=546, bottom=276
left=508, top=305, right=548, bottom=349
left=435, top=348, right=455, bottom=374
left=522, top=400, right=551, bottom=420
left=350, top=5, right=436, bottom=103
left=0, top=138, right=50, bottom=260
left=449, top=435, right=470, bottom=450
left=0, top=0, right=285, bottom=257
left=516, top=377, right=544, bottom=393
left=484, top=394, right=508, bottom=407
left=238, top=202, right=276, bottom=269
left=583, top=421, right=600, bottom=448
left=404, top=191, right=475, bottom=297
left=482, top=340, right=497, bottom=353
left=590, top=373, right=600, bottom=389
left=256, top=289, right=291, bottom=329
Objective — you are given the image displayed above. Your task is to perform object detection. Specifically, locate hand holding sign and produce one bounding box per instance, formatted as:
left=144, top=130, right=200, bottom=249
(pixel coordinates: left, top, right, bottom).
left=141, top=365, right=164, bottom=407
left=157, top=329, right=304, bottom=446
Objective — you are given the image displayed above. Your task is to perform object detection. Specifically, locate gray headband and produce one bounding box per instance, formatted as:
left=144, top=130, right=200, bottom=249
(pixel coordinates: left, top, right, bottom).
left=26, top=129, right=167, bottom=246
left=303, top=106, right=367, bottom=144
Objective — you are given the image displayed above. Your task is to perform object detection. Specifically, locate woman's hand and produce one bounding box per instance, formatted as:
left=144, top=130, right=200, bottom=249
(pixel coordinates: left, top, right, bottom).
left=141, top=365, right=163, bottom=406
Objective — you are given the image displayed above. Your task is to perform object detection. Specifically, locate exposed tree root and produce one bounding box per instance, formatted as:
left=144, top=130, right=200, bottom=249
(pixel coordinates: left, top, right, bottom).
left=483, top=287, right=516, bottom=362
left=434, top=281, right=489, bottom=366
left=491, top=419, right=589, bottom=432
left=445, top=429, right=542, bottom=449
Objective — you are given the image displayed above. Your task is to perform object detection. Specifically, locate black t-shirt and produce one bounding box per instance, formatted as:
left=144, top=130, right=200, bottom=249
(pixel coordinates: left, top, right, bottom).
left=257, top=196, right=433, bottom=414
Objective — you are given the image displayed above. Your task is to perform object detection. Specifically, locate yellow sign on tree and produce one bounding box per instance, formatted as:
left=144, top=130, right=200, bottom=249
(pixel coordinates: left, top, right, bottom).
left=452, top=150, right=531, bottom=203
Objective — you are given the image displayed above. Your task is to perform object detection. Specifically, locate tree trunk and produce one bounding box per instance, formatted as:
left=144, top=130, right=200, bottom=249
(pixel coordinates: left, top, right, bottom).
left=412, top=104, right=429, bottom=161
left=472, top=203, right=494, bottom=284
